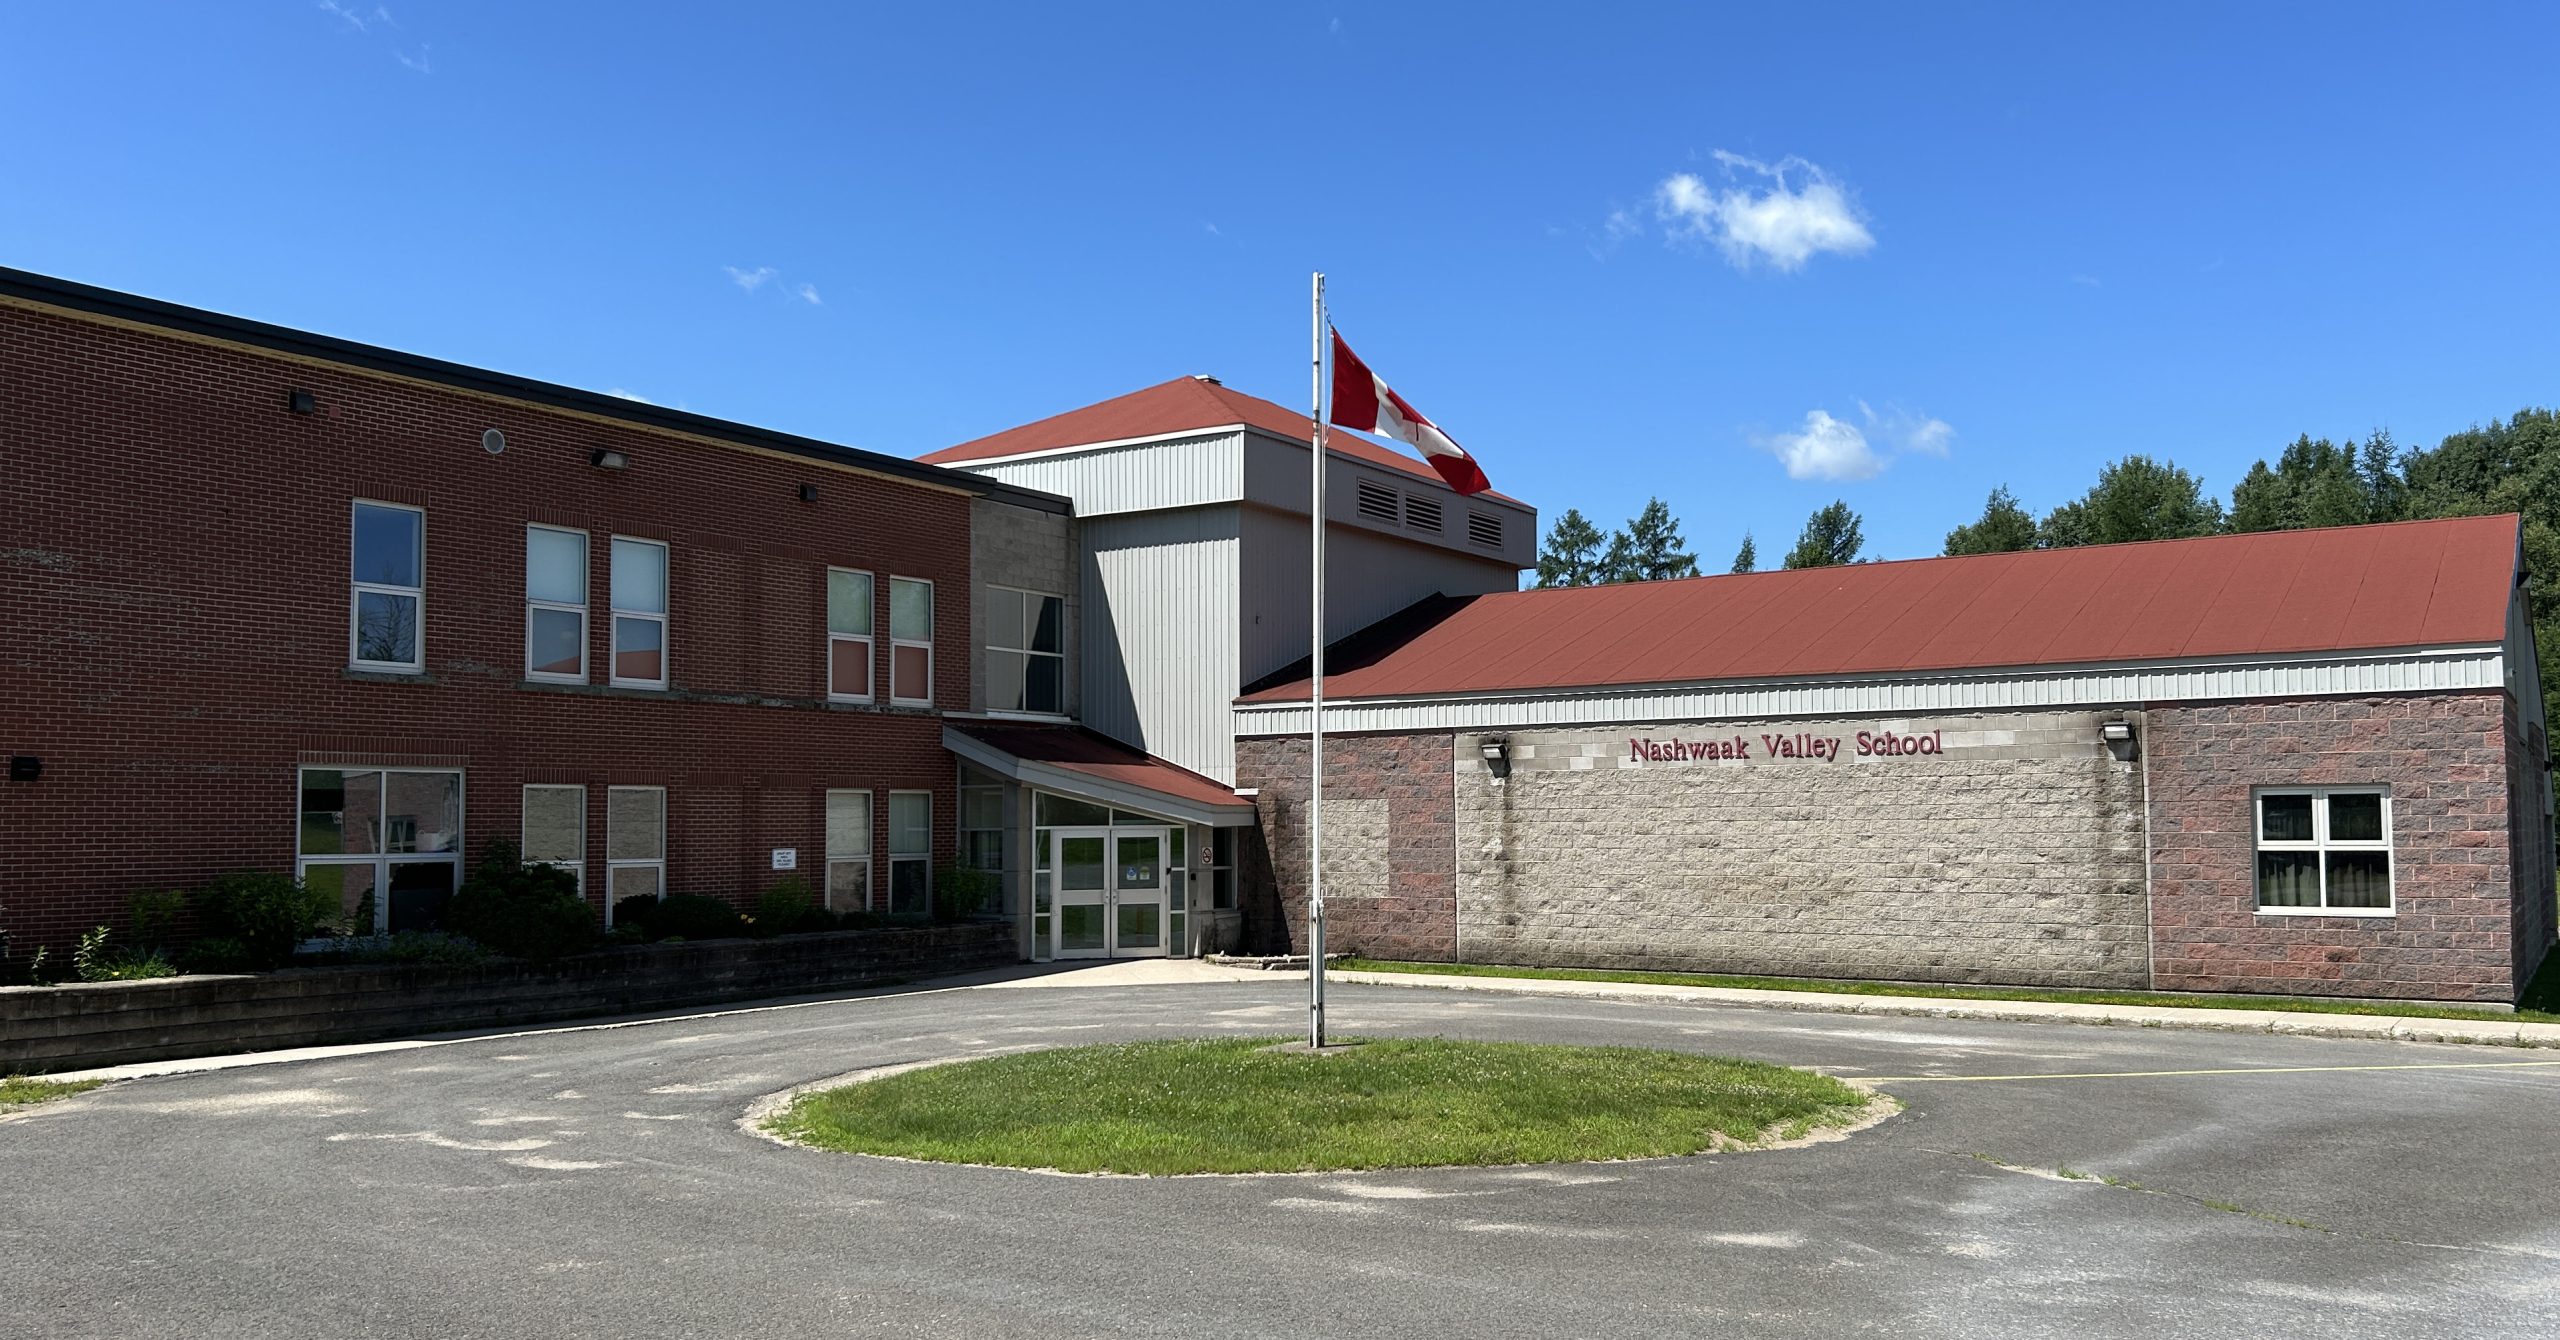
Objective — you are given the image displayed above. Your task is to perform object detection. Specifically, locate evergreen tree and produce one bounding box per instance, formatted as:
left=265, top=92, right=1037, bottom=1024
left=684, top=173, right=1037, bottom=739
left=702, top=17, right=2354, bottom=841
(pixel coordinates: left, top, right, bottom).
left=2228, top=433, right=2403, bottom=534
left=2039, top=455, right=2224, bottom=547
left=2401, top=408, right=2560, bottom=731
left=1943, top=486, right=2040, bottom=556
left=1534, top=508, right=1608, bottom=587
left=1783, top=501, right=1865, bottom=569
left=1604, top=498, right=1699, bottom=582
left=1731, top=532, right=1757, bottom=574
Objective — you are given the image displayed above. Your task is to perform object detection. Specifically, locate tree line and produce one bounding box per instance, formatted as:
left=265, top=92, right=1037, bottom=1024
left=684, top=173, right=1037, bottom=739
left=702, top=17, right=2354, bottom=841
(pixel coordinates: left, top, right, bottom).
left=1535, top=408, right=2560, bottom=725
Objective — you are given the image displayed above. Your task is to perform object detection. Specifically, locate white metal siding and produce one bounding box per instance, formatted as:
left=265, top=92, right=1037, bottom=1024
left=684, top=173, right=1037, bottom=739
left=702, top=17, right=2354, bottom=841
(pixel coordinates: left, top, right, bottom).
left=1237, top=503, right=1525, bottom=684
left=1242, top=430, right=1538, bottom=570
left=1233, top=648, right=2511, bottom=737
left=1082, top=508, right=1244, bottom=783
left=956, top=433, right=1244, bottom=518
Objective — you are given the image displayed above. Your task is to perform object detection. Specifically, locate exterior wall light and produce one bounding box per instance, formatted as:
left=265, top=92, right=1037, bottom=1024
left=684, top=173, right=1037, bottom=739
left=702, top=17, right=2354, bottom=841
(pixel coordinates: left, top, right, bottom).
left=287, top=389, right=318, bottom=414
left=590, top=448, right=630, bottom=470
left=798, top=483, right=818, bottom=503
left=1479, top=735, right=1511, bottom=780
left=2101, top=718, right=2139, bottom=761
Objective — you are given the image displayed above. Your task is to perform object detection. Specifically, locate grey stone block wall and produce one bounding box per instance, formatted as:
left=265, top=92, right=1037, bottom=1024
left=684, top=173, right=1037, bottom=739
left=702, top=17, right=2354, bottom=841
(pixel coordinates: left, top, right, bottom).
left=969, top=499, right=1080, bottom=717
left=1452, top=711, right=2150, bottom=987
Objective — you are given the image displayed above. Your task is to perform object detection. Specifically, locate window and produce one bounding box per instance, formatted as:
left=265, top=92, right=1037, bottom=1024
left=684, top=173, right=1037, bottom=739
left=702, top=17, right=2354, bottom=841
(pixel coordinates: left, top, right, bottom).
left=610, top=537, right=668, bottom=688
left=827, top=568, right=874, bottom=702
left=959, top=768, right=1006, bottom=913
left=888, top=790, right=931, bottom=916
left=889, top=577, right=933, bottom=705
left=1210, top=826, right=1238, bottom=910
left=299, top=768, right=462, bottom=934
left=525, top=525, right=588, bottom=681
left=2256, top=788, right=2393, bottom=914
left=985, top=586, right=1065, bottom=716
left=350, top=501, right=424, bottom=671
left=521, top=784, right=586, bottom=895
left=606, top=786, right=666, bottom=915
left=824, top=789, right=872, bottom=912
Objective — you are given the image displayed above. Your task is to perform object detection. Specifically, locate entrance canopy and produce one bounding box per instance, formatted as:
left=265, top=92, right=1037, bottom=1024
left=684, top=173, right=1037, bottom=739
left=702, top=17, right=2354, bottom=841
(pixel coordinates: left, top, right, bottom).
left=943, top=721, right=1256, bottom=829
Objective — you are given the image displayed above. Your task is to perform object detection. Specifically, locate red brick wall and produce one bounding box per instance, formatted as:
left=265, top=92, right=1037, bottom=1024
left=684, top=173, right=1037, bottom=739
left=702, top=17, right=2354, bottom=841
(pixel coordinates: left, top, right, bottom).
left=1233, top=733, right=1457, bottom=961
left=0, top=298, right=974, bottom=957
left=2147, top=692, right=2541, bottom=1004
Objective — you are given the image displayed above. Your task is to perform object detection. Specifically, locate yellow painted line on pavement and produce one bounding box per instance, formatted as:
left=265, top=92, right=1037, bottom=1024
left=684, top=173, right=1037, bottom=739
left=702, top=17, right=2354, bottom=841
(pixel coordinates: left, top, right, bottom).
left=1872, top=1060, right=2560, bottom=1084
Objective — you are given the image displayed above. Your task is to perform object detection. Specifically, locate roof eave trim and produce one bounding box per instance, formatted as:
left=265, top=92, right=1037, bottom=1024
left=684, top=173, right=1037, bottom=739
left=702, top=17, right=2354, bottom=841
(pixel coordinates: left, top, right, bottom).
left=943, top=728, right=1256, bottom=827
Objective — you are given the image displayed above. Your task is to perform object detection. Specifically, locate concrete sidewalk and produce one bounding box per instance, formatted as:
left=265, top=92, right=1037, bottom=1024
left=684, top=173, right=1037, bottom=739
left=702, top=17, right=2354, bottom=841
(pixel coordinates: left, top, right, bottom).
left=1326, top=967, right=2560, bottom=1048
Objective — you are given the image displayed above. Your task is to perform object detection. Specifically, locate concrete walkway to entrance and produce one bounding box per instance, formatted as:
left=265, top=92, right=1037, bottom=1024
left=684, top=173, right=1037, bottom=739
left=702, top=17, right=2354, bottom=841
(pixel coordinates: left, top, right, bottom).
left=1324, top=966, right=2560, bottom=1048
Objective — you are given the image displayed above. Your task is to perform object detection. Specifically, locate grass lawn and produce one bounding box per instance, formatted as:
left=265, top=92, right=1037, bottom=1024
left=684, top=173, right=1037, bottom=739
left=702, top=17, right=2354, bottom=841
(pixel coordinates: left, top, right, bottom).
left=1337, top=957, right=2560, bottom=1026
left=768, top=1037, right=1873, bottom=1175
left=0, top=1076, right=102, bottom=1110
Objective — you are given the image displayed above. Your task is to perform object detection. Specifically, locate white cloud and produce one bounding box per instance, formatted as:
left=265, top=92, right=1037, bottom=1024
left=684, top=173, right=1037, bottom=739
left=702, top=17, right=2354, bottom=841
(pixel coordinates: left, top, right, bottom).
left=1650, top=151, right=1873, bottom=272
left=396, top=44, right=431, bottom=74
left=318, top=0, right=365, bottom=30
left=1763, top=410, right=1884, bottom=481
left=724, top=265, right=777, bottom=292
left=374, top=5, right=398, bottom=26
left=792, top=282, right=822, bottom=306
left=1328, top=16, right=1342, bottom=34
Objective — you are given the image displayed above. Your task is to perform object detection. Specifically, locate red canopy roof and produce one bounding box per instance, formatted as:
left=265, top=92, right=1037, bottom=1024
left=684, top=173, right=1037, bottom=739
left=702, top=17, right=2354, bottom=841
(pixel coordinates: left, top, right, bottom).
left=921, top=376, right=1521, bottom=503
left=945, top=721, right=1251, bottom=818
left=1240, top=515, right=2522, bottom=703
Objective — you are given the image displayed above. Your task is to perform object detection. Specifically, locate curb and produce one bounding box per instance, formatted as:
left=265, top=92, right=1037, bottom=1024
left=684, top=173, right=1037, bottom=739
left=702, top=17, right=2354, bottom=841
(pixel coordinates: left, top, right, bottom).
left=1326, top=970, right=2560, bottom=1050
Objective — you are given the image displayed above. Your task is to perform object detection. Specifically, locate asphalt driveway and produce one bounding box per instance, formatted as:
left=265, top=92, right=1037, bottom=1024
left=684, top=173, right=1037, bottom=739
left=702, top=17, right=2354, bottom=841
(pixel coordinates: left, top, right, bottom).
left=6, top=975, right=2558, bottom=1338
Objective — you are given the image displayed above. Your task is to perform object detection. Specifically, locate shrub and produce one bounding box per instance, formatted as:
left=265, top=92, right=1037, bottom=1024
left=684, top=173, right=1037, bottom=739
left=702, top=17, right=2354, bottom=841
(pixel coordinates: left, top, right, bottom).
left=72, top=926, right=182, bottom=982
left=445, top=841, right=597, bottom=962
left=180, top=937, right=253, bottom=974
left=611, top=895, right=664, bottom=940
left=933, top=865, right=999, bottom=924
left=750, top=876, right=826, bottom=937
left=303, top=932, right=490, bottom=968
left=128, top=888, right=188, bottom=951
left=196, top=871, right=336, bottom=969
left=648, top=894, right=748, bottom=942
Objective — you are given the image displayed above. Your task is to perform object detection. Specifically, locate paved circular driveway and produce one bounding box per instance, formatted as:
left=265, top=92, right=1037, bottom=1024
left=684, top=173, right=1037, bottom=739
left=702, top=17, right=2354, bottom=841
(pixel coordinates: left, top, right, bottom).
left=8, top=975, right=2559, bottom=1338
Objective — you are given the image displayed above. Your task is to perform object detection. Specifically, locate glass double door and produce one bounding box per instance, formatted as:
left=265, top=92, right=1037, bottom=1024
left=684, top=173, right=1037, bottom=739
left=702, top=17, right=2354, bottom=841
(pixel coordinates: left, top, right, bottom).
left=1051, top=827, right=1170, bottom=959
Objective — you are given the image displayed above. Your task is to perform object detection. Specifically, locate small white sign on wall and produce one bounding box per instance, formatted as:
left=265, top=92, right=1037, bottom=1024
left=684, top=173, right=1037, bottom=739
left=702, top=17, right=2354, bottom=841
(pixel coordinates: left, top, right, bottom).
left=770, top=848, right=798, bottom=871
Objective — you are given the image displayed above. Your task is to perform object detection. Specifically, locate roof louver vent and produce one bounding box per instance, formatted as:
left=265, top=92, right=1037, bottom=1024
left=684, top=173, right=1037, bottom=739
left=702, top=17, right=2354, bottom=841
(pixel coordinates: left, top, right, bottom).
left=1467, top=510, right=1503, bottom=549
left=1355, top=479, right=1399, bottom=523
left=1404, top=494, right=1444, bottom=533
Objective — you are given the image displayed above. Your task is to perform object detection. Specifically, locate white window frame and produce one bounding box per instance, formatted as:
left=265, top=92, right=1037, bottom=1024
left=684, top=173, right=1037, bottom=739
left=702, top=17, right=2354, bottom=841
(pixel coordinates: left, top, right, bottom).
left=888, top=789, right=932, bottom=916
left=2254, top=786, right=2395, bottom=917
left=295, top=766, right=465, bottom=934
left=610, top=535, right=670, bottom=690
left=825, top=787, right=873, bottom=913
left=985, top=584, right=1067, bottom=719
left=827, top=566, right=875, bottom=704
left=520, top=783, right=586, bottom=897
left=889, top=576, right=934, bottom=707
left=524, top=524, right=590, bottom=683
left=348, top=499, right=425, bottom=673
left=605, top=785, right=667, bottom=922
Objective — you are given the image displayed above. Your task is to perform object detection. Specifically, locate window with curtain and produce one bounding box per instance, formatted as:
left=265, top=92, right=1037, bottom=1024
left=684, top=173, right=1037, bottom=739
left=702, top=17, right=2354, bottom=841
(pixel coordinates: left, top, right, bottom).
left=2256, top=788, right=2393, bottom=913
left=521, top=784, right=585, bottom=894
left=889, top=577, right=933, bottom=705
left=606, top=785, right=667, bottom=914
left=610, top=537, right=668, bottom=688
left=825, top=788, right=872, bottom=912
left=525, top=525, right=588, bottom=680
left=350, top=501, right=424, bottom=670
left=827, top=568, right=873, bottom=701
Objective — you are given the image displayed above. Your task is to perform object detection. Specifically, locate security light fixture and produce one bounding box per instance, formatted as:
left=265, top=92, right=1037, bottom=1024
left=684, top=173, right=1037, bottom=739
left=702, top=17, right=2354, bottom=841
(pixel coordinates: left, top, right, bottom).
left=590, top=448, right=629, bottom=470
left=2100, top=719, right=2139, bottom=761
left=1479, top=735, right=1512, bottom=780
left=798, top=483, right=817, bottom=503
left=287, top=389, right=317, bottom=414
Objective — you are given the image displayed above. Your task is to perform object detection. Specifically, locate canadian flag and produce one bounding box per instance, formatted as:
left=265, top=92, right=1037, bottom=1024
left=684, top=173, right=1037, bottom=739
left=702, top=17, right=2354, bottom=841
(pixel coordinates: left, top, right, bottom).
left=1328, top=328, right=1491, bottom=496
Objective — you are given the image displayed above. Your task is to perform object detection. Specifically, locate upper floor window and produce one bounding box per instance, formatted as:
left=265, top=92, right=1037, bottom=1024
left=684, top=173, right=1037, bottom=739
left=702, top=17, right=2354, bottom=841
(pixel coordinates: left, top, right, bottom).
left=827, top=568, right=874, bottom=702
left=889, top=577, right=934, bottom=706
left=610, top=537, right=668, bottom=689
left=2256, top=787, right=2393, bottom=915
left=525, top=525, right=588, bottom=682
left=986, top=586, right=1065, bottom=716
left=350, top=501, right=424, bottom=671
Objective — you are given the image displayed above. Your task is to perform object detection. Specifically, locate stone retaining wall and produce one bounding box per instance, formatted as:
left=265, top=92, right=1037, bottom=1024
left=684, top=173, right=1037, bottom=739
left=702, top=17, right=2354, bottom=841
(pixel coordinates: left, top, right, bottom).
left=0, top=923, right=1015, bottom=1073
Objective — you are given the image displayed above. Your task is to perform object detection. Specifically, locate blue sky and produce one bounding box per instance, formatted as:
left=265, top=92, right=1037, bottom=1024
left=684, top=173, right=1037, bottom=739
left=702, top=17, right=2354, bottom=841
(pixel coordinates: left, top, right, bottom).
left=5, top=3, right=2555, bottom=564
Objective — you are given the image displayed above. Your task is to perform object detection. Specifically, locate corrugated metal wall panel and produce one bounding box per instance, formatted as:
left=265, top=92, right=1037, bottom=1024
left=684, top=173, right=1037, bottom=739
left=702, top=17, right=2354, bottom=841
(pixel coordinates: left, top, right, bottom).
left=1081, top=508, right=1244, bottom=784
left=1236, top=505, right=1526, bottom=684
left=1242, top=432, right=1539, bottom=570
left=1232, top=649, right=2509, bottom=737
left=962, top=433, right=1244, bottom=518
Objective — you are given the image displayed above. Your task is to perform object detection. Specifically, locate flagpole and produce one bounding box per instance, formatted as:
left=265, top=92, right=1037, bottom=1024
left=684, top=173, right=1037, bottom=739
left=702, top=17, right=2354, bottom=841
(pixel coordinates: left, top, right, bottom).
left=1307, top=269, right=1328, bottom=1049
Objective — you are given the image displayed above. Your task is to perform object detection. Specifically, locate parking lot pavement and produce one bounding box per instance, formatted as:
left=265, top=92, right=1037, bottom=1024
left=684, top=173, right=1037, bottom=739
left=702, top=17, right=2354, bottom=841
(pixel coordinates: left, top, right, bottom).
left=8, top=978, right=2558, bottom=1339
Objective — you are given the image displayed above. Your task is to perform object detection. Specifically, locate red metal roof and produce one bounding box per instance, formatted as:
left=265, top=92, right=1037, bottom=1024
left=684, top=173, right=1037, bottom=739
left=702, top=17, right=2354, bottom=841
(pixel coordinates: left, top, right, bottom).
left=921, top=376, right=1520, bottom=503
left=1239, top=515, right=2523, bottom=703
left=946, top=721, right=1252, bottom=816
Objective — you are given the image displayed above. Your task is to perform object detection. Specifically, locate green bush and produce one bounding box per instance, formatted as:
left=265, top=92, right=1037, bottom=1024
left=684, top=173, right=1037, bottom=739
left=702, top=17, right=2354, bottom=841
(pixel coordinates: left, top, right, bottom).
left=932, top=865, right=999, bottom=924
left=128, top=888, right=188, bottom=950
left=751, top=876, right=833, bottom=937
left=180, top=937, right=253, bottom=974
left=445, top=841, right=597, bottom=962
left=72, top=926, right=182, bottom=982
left=611, top=895, right=663, bottom=939
left=196, top=871, right=335, bottom=969
left=304, top=932, right=490, bottom=968
left=647, top=893, right=749, bottom=942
